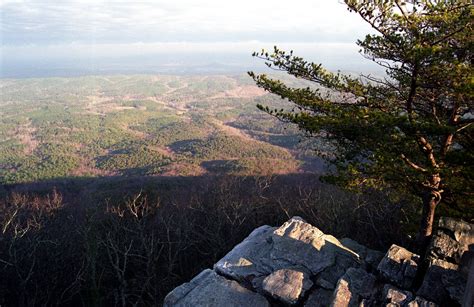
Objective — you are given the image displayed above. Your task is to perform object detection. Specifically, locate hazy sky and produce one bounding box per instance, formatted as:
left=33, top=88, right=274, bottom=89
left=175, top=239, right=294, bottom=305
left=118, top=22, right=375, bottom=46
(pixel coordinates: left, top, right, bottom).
left=0, top=0, right=379, bottom=77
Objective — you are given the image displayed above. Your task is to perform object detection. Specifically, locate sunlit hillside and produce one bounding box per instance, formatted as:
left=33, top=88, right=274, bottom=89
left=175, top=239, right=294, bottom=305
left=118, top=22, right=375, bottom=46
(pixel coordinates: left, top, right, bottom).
left=0, top=74, right=327, bottom=184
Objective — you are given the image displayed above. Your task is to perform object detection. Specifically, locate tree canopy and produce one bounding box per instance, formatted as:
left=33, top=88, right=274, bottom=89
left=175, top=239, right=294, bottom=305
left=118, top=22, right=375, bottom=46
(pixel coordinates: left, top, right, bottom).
left=249, top=0, right=473, bottom=247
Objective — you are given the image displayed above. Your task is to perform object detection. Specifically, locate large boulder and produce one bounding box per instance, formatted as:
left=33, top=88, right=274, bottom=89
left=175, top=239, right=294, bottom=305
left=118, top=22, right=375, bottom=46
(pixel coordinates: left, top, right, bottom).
left=270, top=216, right=360, bottom=275
left=340, top=238, right=384, bottom=271
left=164, top=216, right=472, bottom=307
left=428, top=217, right=474, bottom=268
left=163, top=269, right=269, bottom=307
left=438, top=217, right=474, bottom=247
left=377, top=245, right=420, bottom=289
left=417, top=258, right=466, bottom=305
left=215, top=216, right=362, bottom=291
left=315, top=252, right=360, bottom=290
left=214, top=225, right=275, bottom=287
left=315, top=238, right=383, bottom=290
left=420, top=217, right=473, bottom=306
left=428, top=231, right=463, bottom=263
left=330, top=267, right=376, bottom=307
left=261, top=268, right=313, bottom=305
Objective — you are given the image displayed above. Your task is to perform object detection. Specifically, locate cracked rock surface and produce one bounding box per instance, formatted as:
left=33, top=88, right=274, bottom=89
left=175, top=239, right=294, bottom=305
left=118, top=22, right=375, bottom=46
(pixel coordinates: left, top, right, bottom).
left=164, top=216, right=473, bottom=306
left=163, top=269, right=269, bottom=307
left=262, top=268, right=313, bottom=304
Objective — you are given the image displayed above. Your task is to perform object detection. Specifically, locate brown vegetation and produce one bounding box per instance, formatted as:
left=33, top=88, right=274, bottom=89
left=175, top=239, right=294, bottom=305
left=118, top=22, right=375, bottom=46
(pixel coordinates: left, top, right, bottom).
left=209, top=85, right=266, bottom=100
left=0, top=175, right=415, bottom=306
left=14, top=121, right=39, bottom=155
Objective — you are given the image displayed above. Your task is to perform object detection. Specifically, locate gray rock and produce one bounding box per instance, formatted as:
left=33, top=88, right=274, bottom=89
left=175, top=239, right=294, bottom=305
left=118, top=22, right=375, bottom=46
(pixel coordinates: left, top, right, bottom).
left=165, top=216, right=473, bottom=307
left=330, top=267, right=376, bottom=307
left=215, top=216, right=361, bottom=291
left=331, top=277, right=356, bottom=307
left=345, top=267, right=377, bottom=298
left=428, top=230, right=463, bottom=264
left=262, top=268, right=313, bottom=305
left=406, top=296, right=438, bottom=307
left=315, top=253, right=360, bottom=289
left=317, top=238, right=384, bottom=291
left=304, top=288, right=333, bottom=307
left=417, top=258, right=465, bottom=305
left=163, top=269, right=269, bottom=307
left=377, top=245, right=419, bottom=289
left=429, top=217, right=474, bottom=267
left=214, top=225, right=275, bottom=286
left=251, top=275, right=267, bottom=292
left=365, top=249, right=385, bottom=270
left=382, top=284, right=413, bottom=306
left=315, top=275, right=335, bottom=290
left=340, top=238, right=384, bottom=271
left=271, top=217, right=360, bottom=275
left=438, top=217, right=474, bottom=245
left=462, top=257, right=474, bottom=307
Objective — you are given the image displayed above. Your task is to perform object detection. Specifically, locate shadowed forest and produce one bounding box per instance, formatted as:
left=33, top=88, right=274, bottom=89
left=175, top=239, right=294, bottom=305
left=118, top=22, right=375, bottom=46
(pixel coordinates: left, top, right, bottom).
left=1, top=174, right=417, bottom=306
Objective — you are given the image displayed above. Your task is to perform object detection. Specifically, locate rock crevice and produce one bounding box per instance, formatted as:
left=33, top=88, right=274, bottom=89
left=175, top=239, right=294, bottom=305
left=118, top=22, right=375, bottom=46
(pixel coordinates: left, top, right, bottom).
left=164, top=216, right=473, bottom=306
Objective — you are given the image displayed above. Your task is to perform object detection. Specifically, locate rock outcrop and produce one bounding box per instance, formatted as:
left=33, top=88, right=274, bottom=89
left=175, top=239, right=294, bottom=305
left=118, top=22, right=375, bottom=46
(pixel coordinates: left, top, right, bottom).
left=164, top=216, right=474, bottom=306
left=377, top=244, right=419, bottom=289
left=418, top=217, right=473, bottom=306
left=163, top=269, right=269, bottom=307
left=262, top=268, right=313, bottom=304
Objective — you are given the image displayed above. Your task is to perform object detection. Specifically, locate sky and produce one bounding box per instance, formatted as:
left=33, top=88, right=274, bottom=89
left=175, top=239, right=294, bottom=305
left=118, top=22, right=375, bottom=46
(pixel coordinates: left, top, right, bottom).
left=0, top=0, right=380, bottom=77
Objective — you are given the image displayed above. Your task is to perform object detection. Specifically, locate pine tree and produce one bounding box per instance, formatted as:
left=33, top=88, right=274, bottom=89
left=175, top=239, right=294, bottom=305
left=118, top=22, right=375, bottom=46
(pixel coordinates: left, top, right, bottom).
left=249, top=0, right=473, bottom=249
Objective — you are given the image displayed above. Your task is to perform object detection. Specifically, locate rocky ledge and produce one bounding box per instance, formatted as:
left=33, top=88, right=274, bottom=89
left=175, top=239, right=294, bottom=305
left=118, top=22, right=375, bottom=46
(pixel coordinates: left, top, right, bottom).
left=164, top=216, right=474, bottom=306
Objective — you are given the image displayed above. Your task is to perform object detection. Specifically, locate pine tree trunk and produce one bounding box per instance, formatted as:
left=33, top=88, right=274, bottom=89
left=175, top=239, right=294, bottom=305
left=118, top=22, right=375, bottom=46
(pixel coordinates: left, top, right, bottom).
left=416, top=195, right=438, bottom=246
left=415, top=173, right=441, bottom=252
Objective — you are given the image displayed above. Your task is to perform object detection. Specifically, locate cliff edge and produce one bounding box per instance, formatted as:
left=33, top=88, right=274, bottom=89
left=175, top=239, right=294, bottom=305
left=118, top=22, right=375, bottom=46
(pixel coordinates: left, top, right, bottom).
left=164, top=216, right=474, bottom=306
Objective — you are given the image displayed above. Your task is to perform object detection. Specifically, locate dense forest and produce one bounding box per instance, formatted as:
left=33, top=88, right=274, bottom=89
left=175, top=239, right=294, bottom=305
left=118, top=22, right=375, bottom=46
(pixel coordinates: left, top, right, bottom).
left=0, top=75, right=325, bottom=185
left=1, top=174, right=416, bottom=306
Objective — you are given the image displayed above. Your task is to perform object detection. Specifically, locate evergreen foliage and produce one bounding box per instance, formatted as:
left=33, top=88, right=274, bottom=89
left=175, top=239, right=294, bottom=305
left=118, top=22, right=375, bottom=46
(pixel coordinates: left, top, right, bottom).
left=250, top=0, right=473, bottom=246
